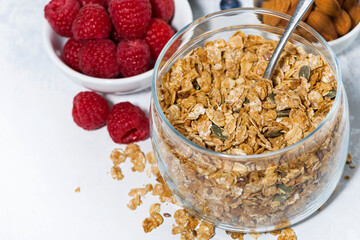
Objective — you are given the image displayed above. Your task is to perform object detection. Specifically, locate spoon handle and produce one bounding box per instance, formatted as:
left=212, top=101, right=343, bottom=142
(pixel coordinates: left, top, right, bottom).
left=263, top=0, right=314, bottom=79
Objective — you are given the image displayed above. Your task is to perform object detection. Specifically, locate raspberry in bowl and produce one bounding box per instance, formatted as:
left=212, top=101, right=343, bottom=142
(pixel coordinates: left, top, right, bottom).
left=43, top=0, right=193, bottom=94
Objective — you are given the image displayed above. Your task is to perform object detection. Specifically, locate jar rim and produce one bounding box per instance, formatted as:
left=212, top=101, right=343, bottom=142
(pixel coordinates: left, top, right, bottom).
left=151, top=8, right=343, bottom=160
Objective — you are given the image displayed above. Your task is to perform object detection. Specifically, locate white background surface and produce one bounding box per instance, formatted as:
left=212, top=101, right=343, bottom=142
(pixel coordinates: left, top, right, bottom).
left=0, top=0, right=359, bottom=239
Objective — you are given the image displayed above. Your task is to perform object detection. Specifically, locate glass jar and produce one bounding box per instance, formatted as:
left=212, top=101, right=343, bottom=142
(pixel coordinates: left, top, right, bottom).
left=150, top=8, right=350, bottom=232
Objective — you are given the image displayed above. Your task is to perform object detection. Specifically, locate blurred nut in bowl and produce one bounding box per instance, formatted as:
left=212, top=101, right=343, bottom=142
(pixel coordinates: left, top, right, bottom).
left=314, top=0, right=341, bottom=17
left=343, top=0, right=358, bottom=11
left=287, top=0, right=313, bottom=20
left=334, top=9, right=352, bottom=36
left=262, top=0, right=291, bottom=26
left=307, top=10, right=338, bottom=41
left=337, top=0, right=345, bottom=6
left=348, top=4, right=360, bottom=28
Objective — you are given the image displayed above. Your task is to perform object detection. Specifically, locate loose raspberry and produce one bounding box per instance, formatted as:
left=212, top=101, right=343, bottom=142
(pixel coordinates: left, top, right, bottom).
left=79, top=39, right=120, bottom=78
left=107, top=102, right=150, bottom=144
left=150, top=0, right=174, bottom=22
left=116, top=39, right=151, bottom=77
left=72, top=4, right=111, bottom=40
left=144, top=18, right=175, bottom=60
left=109, top=0, right=152, bottom=39
left=44, top=0, right=80, bottom=37
left=79, top=0, right=107, bottom=7
left=63, top=38, right=85, bottom=72
left=72, top=91, right=110, bottom=130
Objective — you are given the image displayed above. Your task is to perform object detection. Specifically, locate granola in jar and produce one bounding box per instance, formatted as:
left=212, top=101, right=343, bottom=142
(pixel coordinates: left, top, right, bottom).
left=152, top=30, right=349, bottom=231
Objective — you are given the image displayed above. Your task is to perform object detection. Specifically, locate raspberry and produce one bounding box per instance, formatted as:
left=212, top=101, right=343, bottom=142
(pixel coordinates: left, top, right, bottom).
left=107, top=102, right=150, bottom=144
left=110, top=28, right=125, bottom=43
left=72, top=4, right=111, bottom=40
left=44, top=0, right=80, bottom=37
left=150, top=0, right=174, bottom=22
left=79, top=0, right=107, bottom=7
left=116, top=39, right=151, bottom=77
left=63, top=38, right=85, bottom=72
left=79, top=39, right=120, bottom=78
left=144, top=18, right=175, bottom=60
left=109, top=0, right=152, bottom=39
left=72, top=91, right=110, bottom=130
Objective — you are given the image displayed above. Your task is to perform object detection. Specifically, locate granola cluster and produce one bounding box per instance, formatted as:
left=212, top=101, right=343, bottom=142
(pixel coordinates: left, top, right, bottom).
left=154, top=31, right=348, bottom=229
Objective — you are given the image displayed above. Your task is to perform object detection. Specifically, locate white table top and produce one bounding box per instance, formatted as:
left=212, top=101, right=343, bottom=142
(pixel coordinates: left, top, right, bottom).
left=0, top=0, right=359, bottom=239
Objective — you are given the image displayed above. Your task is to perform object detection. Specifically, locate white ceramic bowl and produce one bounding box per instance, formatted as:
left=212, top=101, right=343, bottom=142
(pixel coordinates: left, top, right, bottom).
left=329, top=19, right=360, bottom=54
left=43, top=0, right=193, bottom=94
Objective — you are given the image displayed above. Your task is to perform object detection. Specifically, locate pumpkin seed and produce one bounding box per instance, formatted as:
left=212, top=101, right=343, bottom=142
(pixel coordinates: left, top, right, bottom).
left=244, top=98, right=250, bottom=104
left=264, top=130, right=284, bottom=138
left=193, top=81, right=200, bottom=90
left=277, top=184, right=293, bottom=193
left=268, top=93, right=276, bottom=104
left=211, top=124, right=228, bottom=140
left=324, top=88, right=336, bottom=99
left=273, top=194, right=290, bottom=203
left=299, top=65, right=310, bottom=80
left=221, top=96, right=225, bottom=105
left=276, top=109, right=290, bottom=118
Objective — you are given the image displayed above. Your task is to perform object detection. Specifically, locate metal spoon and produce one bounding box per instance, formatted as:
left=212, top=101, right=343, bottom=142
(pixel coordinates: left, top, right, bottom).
left=263, top=0, right=314, bottom=79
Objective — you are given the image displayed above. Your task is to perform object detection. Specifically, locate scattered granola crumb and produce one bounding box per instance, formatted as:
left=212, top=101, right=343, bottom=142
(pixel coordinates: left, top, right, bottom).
left=151, top=164, right=161, bottom=178
left=127, top=194, right=142, bottom=210
left=111, top=165, right=124, bottom=180
left=110, top=148, right=127, bottom=165
left=125, top=143, right=141, bottom=155
left=152, top=177, right=177, bottom=204
left=275, top=222, right=291, bottom=230
left=145, top=183, right=153, bottom=192
left=346, top=153, right=352, bottom=164
left=350, top=165, right=356, bottom=169
left=142, top=212, right=164, bottom=233
left=269, top=230, right=281, bottom=236
left=163, top=213, right=171, bottom=218
left=172, top=209, right=199, bottom=239
left=196, top=222, right=215, bottom=240
left=75, top=187, right=80, bottom=193
left=142, top=202, right=164, bottom=233
left=145, top=151, right=157, bottom=164
left=277, top=228, right=297, bottom=240
left=146, top=168, right=152, bottom=178
left=128, top=187, right=148, bottom=197
left=110, top=147, right=128, bottom=180
left=249, top=233, right=261, bottom=239
left=318, top=206, right=323, bottom=211
left=226, top=231, right=245, bottom=240
left=143, top=208, right=164, bottom=233
left=344, top=175, right=350, bottom=180
left=149, top=203, right=161, bottom=214
left=129, top=151, right=146, bottom=172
